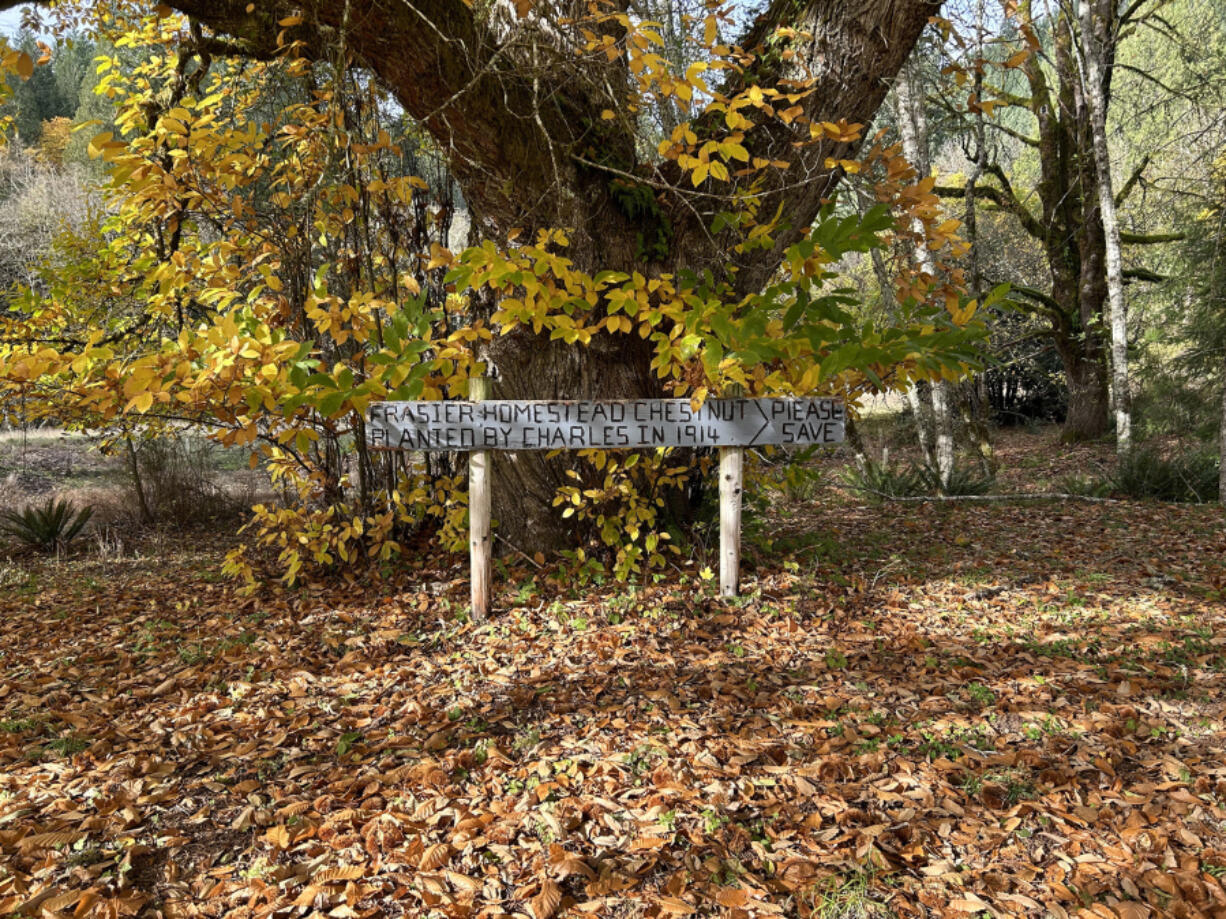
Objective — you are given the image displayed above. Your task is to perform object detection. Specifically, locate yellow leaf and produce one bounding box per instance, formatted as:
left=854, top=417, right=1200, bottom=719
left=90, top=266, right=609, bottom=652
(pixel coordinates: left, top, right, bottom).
left=427, top=243, right=455, bottom=270
left=690, top=162, right=708, bottom=187
left=1005, top=49, right=1030, bottom=68
left=685, top=61, right=708, bottom=84
left=601, top=109, right=615, bottom=120
left=130, top=391, right=154, bottom=414
left=15, top=51, right=33, bottom=80
left=87, top=131, right=113, bottom=159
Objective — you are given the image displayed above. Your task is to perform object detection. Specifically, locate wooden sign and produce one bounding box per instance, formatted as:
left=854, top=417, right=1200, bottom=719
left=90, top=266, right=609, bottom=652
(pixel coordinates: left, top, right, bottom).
left=368, top=387, right=844, bottom=620
left=367, top=397, right=844, bottom=451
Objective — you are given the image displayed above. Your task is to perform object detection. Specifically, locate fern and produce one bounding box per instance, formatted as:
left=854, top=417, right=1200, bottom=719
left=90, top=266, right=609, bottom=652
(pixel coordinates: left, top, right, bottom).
left=0, top=498, right=94, bottom=552
left=841, top=460, right=994, bottom=501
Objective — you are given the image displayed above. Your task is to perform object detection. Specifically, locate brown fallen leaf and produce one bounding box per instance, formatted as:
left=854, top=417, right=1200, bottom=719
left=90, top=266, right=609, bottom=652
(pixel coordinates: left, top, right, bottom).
left=532, top=879, right=562, bottom=919
left=656, top=895, right=695, bottom=915
left=715, top=887, right=750, bottom=908
left=419, top=842, right=452, bottom=871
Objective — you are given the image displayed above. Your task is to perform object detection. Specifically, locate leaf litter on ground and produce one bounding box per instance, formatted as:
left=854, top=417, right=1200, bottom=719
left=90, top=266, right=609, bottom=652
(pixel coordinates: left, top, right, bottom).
left=1, top=436, right=1225, bottom=918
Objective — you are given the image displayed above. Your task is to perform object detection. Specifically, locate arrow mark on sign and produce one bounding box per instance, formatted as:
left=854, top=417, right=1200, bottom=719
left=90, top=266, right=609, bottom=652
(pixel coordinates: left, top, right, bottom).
left=748, top=399, right=771, bottom=445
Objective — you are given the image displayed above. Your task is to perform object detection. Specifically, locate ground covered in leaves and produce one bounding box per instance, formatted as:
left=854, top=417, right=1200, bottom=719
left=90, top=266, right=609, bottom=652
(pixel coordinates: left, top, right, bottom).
left=2, top=433, right=1226, bottom=919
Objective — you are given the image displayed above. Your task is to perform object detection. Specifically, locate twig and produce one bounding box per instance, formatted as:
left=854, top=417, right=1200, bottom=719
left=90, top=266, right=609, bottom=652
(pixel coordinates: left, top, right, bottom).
left=843, top=489, right=1119, bottom=504
left=494, top=532, right=543, bottom=568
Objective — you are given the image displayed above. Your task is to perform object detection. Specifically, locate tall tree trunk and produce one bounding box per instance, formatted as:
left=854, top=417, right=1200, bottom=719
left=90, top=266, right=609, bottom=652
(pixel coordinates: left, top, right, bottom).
left=896, top=55, right=954, bottom=487
left=1080, top=0, right=1132, bottom=456
left=960, top=0, right=996, bottom=477
left=1060, top=349, right=1111, bottom=442
left=905, top=383, right=938, bottom=469
left=1220, top=355, right=1226, bottom=506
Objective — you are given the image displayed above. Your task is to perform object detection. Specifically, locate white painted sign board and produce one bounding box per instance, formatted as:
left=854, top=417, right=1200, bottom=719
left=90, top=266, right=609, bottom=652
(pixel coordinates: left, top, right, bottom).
left=368, top=397, right=844, bottom=451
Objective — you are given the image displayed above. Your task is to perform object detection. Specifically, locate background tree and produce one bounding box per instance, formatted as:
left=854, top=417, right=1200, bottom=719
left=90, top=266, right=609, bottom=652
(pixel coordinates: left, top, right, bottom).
left=934, top=0, right=1181, bottom=442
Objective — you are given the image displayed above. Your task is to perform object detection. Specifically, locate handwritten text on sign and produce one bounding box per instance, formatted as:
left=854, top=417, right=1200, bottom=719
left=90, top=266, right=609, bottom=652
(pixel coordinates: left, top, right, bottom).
left=368, top=398, right=845, bottom=451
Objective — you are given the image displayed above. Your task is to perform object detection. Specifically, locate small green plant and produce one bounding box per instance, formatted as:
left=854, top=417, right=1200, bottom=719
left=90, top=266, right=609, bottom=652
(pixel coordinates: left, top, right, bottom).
left=701, top=807, right=728, bottom=834
left=965, top=683, right=995, bottom=709
left=916, top=462, right=995, bottom=497
left=958, top=772, right=984, bottom=796
left=840, top=458, right=992, bottom=501
left=336, top=731, right=363, bottom=756
left=809, top=865, right=891, bottom=919
left=0, top=498, right=93, bottom=552
left=512, top=726, right=541, bottom=752
left=1110, top=447, right=1220, bottom=502
left=839, top=460, right=927, bottom=501
left=45, top=733, right=90, bottom=757
left=178, top=642, right=211, bottom=665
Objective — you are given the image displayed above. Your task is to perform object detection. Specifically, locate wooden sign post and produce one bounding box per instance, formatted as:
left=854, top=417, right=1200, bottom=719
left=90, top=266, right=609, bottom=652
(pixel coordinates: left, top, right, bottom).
left=467, top=376, right=492, bottom=621
left=719, top=383, right=744, bottom=599
left=368, top=390, right=844, bottom=618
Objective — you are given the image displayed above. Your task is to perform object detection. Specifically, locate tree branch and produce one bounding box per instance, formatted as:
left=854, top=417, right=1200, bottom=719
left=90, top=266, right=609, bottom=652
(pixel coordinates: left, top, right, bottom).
left=935, top=167, right=1046, bottom=243
left=1120, top=230, right=1184, bottom=244
left=1123, top=267, right=1165, bottom=282
left=1114, top=154, right=1149, bottom=207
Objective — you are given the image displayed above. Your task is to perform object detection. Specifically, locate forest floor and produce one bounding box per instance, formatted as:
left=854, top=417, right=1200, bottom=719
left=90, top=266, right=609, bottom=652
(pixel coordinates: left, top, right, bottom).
left=1, top=427, right=1225, bottom=919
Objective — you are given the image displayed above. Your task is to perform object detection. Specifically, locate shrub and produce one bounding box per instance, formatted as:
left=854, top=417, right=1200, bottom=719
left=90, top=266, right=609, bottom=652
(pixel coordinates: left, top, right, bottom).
left=841, top=460, right=994, bottom=501
left=915, top=463, right=995, bottom=497
left=1057, top=473, right=1113, bottom=498
left=127, top=434, right=246, bottom=525
left=0, top=498, right=93, bottom=552
left=1111, top=447, right=1220, bottom=503
left=840, top=460, right=928, bottom=501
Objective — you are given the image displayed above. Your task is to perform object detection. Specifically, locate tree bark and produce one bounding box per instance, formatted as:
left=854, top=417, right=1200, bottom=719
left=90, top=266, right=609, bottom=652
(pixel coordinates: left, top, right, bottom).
left=1080, top=0, right=1132, bottom=455
left=1220, top=352, right=1225, bottom=506
left=933, top=0, right=1153, bottom=443
left=1060, top=350, right=1111, bottom=442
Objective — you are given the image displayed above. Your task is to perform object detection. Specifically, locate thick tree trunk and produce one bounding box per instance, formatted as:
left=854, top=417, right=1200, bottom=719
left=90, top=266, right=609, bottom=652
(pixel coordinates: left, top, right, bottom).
left=483, top=330, right=658, bottom=551
left=1060, top=352, right=1111, bottom=442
